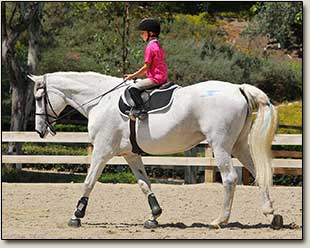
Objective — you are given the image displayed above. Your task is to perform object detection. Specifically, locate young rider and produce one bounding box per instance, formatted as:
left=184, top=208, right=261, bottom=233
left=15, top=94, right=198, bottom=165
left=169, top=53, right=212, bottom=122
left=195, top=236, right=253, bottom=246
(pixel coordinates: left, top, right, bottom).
left=124, top=18, right=168, bottom=120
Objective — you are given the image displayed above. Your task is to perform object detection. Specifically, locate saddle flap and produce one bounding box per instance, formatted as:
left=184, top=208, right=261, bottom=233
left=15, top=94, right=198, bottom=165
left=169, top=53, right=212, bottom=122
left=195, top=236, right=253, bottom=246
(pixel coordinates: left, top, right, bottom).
left=119, top=84, right=180, bottom=118
left=123, top=87, right=135, bottom=106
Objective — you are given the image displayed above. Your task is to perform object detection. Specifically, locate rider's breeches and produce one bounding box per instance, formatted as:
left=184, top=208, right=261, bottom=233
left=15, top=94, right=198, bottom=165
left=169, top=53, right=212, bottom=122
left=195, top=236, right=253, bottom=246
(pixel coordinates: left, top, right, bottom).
left=129, top=78, right=155, bottom=108
left=130, top=78, right=155, bottom=90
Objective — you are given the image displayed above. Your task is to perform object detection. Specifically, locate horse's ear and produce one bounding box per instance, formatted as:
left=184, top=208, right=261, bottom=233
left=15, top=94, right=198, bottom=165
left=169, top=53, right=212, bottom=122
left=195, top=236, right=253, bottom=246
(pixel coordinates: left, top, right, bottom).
left=27, top=74, right=42, bottom=83
left=29, top=74, right=45, bottom=99
left=28, top=74, right=45, bottom=89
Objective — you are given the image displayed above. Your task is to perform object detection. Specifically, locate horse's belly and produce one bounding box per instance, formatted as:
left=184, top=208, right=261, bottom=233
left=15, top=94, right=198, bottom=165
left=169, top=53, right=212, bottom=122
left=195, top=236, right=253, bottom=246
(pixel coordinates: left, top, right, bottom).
left=136, top=119, right=205, bottom=155
left=139, top=132, right=204, bottom=155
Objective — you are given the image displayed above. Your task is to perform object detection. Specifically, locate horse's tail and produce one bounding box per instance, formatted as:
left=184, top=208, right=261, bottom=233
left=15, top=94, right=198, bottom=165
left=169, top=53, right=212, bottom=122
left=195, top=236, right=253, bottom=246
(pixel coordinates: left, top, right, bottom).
left=240, top=84, right=278, bottom=190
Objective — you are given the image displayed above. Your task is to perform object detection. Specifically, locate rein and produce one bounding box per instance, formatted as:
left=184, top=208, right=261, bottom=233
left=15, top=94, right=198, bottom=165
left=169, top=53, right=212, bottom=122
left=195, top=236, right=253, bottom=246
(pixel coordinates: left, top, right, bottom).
left=35, top=76, right=127, bottom=132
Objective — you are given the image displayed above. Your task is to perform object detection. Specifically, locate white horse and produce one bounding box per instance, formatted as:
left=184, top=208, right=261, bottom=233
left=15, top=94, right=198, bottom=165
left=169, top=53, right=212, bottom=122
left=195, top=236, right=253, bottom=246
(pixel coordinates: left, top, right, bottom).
left=29, top=71, right=278, bottom=229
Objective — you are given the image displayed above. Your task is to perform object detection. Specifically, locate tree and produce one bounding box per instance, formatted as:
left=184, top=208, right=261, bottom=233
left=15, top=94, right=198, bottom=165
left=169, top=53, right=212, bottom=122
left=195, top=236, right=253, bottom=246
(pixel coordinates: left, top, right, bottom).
left=122, top=2, right=130, bottom=75
left=25, top=3, right=42, bottom=129
left=242, top=2, right=302, bottom=51
left=2, top=2, right=43, bottom=155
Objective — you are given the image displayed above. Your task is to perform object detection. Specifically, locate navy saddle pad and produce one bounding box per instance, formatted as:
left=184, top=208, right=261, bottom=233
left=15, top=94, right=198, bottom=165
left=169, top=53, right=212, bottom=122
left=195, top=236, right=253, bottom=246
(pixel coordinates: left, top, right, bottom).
left=118, top=83, right=180, bottom=118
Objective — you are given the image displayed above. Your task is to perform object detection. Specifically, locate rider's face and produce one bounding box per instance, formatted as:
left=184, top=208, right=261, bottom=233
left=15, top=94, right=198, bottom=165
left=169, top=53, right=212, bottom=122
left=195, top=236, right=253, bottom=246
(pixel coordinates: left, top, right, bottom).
left=140, top=31, right=148, bottom=42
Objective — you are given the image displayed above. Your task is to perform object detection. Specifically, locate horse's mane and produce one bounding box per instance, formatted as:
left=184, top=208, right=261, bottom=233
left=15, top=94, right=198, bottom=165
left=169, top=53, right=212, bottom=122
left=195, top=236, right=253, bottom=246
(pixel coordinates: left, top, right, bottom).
left=50, top=71, right=120, bottom=81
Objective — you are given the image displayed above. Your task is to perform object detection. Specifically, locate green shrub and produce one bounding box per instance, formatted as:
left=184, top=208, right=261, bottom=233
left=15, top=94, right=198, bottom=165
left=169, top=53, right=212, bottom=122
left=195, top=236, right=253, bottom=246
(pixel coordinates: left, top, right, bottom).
left=1, top=166, right=19, bottom=182
left=26, top=143, right=87, bottom=155
left=2, top=142, right=88, bottom=155
left=252, top=61, right=302, bottom=103
left=1, top=167, right=87, bottom=183
left=273, top=175, right=302, bottom=186
left=55, top=124, right=88, bottom=132
left=99, top=172, right=136, bottom=184
left=243, top=2, right=302, bottom=50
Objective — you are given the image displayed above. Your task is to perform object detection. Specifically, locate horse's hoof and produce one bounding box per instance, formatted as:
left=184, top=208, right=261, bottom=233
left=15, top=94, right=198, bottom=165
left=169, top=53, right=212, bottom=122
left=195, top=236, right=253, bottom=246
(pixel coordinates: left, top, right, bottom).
left=210, top=218, right=227, bottom=229
left=271, top=214, right=283, bottom=230
left=144, top=219, right=158, bottom=229
left=210, top=224, right=221, bottom=229
left=68, top=218, right=81, bottom=228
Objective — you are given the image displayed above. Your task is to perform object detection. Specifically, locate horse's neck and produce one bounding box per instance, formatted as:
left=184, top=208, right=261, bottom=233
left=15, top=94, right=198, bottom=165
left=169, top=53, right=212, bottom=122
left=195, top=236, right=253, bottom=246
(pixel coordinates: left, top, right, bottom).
left=48, top=73, right=122, bottom=118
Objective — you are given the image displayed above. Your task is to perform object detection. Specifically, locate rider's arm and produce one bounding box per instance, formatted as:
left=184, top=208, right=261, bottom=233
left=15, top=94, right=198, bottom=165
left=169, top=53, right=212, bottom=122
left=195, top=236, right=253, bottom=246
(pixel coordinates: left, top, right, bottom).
left=125, top=63, right=150, bottom=80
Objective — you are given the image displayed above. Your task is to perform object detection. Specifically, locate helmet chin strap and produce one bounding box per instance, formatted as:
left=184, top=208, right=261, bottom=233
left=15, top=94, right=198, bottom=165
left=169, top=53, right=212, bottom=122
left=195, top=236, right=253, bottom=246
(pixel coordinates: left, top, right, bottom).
left=146, top=32, right=156, bottom=42
left=146, top=31, right=150, bottom=42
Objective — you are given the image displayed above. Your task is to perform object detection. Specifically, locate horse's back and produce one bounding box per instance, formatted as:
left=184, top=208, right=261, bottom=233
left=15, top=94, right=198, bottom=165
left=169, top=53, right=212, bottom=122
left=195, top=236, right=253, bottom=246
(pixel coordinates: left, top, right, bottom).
left=181, top=80, right=242, bottom=96
left=175, top=80, right=247, bottom=114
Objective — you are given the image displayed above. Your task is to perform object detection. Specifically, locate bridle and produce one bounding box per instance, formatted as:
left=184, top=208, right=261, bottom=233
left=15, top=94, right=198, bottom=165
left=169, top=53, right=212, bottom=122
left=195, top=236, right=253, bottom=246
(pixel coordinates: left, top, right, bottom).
left=35, top=76, right=58, bottom=135
left=35, top=75, right=128, bottom=135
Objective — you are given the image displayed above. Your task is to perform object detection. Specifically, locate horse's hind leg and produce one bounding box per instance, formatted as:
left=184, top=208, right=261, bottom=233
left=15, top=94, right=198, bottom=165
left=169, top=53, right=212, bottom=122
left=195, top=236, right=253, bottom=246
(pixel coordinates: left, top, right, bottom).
left=211, top=146, right=239, bottom=228
left=124, top=154, right=162, bottom=228
left=232, top=132, right=274, bottom=216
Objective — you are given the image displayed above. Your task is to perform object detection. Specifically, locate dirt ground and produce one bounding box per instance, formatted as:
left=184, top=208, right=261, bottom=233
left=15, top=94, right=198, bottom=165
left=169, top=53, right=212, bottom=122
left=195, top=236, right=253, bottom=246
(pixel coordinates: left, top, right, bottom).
left=1, top=183, right=302, bottom=239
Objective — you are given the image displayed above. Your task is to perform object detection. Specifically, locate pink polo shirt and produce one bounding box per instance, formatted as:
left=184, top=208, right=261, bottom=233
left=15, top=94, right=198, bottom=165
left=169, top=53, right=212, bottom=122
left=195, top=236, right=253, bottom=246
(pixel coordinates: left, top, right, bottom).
left=144, top=39, right=168, bottom=85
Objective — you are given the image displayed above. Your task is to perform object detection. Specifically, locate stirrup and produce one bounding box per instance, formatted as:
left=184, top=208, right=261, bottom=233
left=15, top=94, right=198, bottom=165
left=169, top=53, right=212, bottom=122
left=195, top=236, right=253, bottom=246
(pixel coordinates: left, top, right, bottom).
left=126, top=108, right=137, bottom=121
left=138, top=109, right=147, bottom=120
left=130, top=109, right=148, bottom=121
left=126, top=106, right=147, bottom=121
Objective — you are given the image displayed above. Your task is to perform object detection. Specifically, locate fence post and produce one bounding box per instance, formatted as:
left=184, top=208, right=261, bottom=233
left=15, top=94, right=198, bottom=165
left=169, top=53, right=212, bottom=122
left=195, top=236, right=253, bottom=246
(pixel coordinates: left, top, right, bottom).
left=204, top=144, right=216, bottom=183
left=184, top=148, right=198, bottom=184
left=242, top=167, right=250, bottom=185
left=235, top=167, right=243, bottom=185
left=87, top=144, right=93, bottom=155
left=184, top=166, right=198, bottom=184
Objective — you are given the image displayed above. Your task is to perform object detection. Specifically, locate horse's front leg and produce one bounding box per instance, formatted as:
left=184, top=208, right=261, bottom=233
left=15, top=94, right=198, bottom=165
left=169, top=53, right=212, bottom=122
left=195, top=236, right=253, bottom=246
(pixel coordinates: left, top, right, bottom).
left=68, top=144, right=114, bottom=227
left=124, top=154, right=162, bottom=228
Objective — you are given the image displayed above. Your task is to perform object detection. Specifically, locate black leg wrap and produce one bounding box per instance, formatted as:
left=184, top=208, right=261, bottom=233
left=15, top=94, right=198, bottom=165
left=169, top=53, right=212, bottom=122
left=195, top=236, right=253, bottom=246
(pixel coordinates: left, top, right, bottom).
left=148, top=193, right=162, bottom=217
left=74, top=197, right=88, bottom=218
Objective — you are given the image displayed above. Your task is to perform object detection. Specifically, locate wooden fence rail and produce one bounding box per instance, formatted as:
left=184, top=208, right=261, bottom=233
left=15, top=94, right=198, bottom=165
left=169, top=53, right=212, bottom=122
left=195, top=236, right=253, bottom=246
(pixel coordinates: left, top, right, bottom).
left=2, top=132, right=302, bottom=184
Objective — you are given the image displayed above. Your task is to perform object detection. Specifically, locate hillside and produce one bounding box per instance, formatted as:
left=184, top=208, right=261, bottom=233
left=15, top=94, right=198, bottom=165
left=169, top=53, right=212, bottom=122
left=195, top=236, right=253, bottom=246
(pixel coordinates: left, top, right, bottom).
left=220, top=18, right=302, bottom=63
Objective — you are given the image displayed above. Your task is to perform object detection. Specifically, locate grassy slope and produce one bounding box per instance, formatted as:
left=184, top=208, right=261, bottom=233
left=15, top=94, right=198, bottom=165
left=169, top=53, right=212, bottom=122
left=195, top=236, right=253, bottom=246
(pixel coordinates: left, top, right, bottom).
left=277, top=101, right=302, bottom=134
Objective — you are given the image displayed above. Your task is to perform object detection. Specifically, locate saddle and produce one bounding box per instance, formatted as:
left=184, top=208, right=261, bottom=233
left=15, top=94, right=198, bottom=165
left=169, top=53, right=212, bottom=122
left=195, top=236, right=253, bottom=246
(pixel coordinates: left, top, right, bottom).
left=118, top=82, right=180, bottom=119
left=119, top=81, right=180, bottom=155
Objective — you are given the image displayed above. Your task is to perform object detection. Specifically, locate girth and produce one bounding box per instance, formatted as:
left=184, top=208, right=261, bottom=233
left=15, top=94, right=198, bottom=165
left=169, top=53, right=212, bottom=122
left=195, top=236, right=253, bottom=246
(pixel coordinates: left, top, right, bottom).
left=129, top=120, right=146, bottom=155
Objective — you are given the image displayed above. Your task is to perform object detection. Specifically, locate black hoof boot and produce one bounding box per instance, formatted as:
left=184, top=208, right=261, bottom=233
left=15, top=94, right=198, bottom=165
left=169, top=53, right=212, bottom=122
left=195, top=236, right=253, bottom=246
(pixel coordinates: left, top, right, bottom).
left=148, top=193, right=162, bottom=218
left=68, top=218, right=81, bottom=228
left=271, top=214, right=283, bottom=230
left=74, top=197, right=88, bottom=218
left=144, top=219, right=159, bottom=229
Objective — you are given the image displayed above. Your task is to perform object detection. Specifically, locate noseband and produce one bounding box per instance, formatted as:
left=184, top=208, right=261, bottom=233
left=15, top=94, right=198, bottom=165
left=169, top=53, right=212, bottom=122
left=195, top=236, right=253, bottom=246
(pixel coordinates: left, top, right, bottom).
left=35, top=76, right=57, bottom=134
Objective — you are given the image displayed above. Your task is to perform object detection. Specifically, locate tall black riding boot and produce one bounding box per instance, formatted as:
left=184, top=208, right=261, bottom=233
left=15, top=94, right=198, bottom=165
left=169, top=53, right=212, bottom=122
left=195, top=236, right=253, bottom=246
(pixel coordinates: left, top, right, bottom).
left=128, top=87, right=147, bottom=120
left=129, top=87, right=144, bottom=107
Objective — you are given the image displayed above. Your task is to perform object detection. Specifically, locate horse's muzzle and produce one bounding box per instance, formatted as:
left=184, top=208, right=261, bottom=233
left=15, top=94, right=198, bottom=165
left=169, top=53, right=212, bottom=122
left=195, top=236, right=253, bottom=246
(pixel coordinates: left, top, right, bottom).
left=36, top=130, right=45, bottom=138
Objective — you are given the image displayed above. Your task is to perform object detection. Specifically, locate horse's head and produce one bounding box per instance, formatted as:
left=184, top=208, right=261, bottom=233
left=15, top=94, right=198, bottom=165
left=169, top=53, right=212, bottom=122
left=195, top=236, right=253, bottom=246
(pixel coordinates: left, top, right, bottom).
left=29, top=74, right=66, bottom=138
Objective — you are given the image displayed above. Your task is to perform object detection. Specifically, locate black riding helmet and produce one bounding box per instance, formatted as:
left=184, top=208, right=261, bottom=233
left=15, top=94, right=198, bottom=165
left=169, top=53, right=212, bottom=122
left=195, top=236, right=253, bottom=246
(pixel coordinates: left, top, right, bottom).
left=138, top=18, right=160, bottom=37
